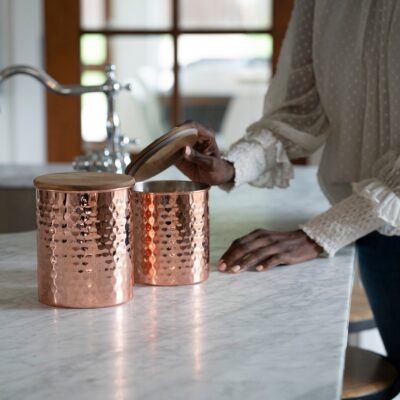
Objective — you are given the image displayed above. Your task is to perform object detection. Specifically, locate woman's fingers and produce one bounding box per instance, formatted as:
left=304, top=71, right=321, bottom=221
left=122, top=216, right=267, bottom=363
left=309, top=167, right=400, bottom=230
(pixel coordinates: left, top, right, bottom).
left=175, top=146, right=235, bottom=186
left=183, top=147, right=216, bottom=168
left=255, top=253, right=292, bottom=272
left=218, top=230, right=324, bottom=274
left=232, top=243, right=287, bottom=272
left=232, top=229, right=270, bottom=245
left=174, top=146, right=215, bottom=179
left=180, top=121, right=220, bottom=157
left=174, top=149, right=195, bottom=179
left=190, top=121, right=216, bottom=141
left=218, top=233, right=277, bottom=272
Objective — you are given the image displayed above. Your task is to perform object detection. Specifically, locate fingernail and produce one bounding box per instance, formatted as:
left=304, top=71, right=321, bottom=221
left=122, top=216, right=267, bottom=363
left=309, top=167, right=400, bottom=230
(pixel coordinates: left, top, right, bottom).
left=255, top=265, right=264, bottom=272
left=218, top=263, right=227, bottom=272
left=231, top=265, right=241, bottom=273
left=184, top=146, right=191, bottom=156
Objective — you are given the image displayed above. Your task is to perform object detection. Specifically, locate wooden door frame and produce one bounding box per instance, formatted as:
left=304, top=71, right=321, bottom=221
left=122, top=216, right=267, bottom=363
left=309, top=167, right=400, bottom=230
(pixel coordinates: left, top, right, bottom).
left=272, top=0, right=293, bottom=72
left=44, top=0, right=81, bottom=162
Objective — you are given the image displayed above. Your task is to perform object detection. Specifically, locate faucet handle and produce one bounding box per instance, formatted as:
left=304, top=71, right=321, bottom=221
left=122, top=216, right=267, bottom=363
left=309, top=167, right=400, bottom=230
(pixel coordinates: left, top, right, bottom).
left=123, top=82, right=132, bottom=92
left=104, top=64, right=132, bottom=93
left=105, top=64, right=116, bottom=78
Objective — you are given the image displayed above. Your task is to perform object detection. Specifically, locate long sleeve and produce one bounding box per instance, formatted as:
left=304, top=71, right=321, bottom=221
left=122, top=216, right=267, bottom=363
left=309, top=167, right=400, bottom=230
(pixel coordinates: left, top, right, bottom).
left=224, top=0, right=329, bottom=189
left=223, top=1, right=400, bottom=256
left=301, top=151, right=400, bottom=256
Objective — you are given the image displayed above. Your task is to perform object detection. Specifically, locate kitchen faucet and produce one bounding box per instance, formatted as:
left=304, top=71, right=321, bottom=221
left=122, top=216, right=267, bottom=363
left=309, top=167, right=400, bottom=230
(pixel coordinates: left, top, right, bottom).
left=0, top=64, right=133, bottom=173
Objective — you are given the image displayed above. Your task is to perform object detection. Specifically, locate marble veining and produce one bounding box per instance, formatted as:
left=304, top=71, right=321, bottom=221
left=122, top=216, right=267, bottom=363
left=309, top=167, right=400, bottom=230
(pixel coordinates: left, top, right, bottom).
left=0, top=166, right=355, bottom=400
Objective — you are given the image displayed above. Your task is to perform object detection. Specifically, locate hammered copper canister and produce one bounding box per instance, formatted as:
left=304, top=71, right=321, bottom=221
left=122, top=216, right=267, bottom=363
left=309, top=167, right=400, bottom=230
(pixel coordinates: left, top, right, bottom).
left=34, top=172, right=135, bottom=308
left=132, top=181, right=209, bottom=286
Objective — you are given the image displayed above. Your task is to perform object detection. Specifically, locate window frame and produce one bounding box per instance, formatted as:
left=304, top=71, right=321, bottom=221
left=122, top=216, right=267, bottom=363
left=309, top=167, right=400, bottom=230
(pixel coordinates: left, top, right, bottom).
left=44, top=0, right=293, bottom=161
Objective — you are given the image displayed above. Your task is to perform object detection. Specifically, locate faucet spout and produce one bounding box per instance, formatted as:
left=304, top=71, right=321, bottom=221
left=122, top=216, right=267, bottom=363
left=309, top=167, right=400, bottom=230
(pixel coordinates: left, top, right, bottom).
left=0, top=65, right=104, bottom=95
left=0, top=64, right=134, bottom=173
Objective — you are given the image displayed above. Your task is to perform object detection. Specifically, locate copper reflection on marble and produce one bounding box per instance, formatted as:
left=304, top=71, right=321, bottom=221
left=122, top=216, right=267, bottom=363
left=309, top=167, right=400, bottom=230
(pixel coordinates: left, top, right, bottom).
left=133, top=181, right=209, bottom=286
left=35, top=187, right=133, bottom=308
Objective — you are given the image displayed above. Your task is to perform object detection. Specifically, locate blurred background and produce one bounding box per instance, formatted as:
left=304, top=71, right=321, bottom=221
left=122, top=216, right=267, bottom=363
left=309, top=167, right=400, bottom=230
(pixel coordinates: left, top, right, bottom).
left=79, top=0, right=273, bottom=146
left=0, top=0, right=293, bottom=163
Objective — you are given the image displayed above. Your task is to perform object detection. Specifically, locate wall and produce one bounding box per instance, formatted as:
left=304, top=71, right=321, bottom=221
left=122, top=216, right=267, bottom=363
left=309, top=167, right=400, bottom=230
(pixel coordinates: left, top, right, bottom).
left=0, top=0, right=45, bottom=164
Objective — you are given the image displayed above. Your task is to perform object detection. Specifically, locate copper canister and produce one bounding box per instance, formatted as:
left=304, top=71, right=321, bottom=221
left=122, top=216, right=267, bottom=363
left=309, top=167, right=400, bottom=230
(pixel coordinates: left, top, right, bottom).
left=133, top=181, right=209, bottom=285
left=34, top=172, right=135, bottom=308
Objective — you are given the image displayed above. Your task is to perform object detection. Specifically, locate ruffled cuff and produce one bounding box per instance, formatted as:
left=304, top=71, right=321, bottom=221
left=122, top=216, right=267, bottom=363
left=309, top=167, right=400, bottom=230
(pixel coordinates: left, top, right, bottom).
left=351, top=150, right=400, bottom=235
left=221, top=130, right=294, bottom=190
left=353, top=180, right=400, bottom=231
left=300, top=193, right=384, bottom=257
left=301, top=150, right=400, bottom=255
left=222, top=141, right=267, bottom=188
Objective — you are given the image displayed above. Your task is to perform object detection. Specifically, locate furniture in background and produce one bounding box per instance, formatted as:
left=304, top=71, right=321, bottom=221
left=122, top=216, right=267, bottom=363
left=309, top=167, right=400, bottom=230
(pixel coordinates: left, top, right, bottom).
left=0, top=163, right=72, bottom=233
left=342, top=347, right=399, bottom=400
left=341, top=284, right=400, bottom=400
left=349, top=284, right=376, bottom=334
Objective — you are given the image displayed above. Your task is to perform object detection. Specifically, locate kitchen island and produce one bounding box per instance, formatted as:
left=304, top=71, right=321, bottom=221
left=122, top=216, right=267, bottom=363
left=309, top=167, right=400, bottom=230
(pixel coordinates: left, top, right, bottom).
left=0, top=163, right=73, bottom=233
left=0, top=166, right=355, bottom=399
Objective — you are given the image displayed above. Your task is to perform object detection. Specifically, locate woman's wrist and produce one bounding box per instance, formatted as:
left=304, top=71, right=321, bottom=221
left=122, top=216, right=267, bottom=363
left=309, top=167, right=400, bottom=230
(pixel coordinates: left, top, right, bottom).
left=223, top=160, right=235, bottom=184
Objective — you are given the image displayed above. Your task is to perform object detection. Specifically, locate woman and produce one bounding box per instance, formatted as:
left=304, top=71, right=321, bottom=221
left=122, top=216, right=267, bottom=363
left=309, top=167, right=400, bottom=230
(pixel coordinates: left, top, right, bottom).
left=176, top=0, right=400, bottom=368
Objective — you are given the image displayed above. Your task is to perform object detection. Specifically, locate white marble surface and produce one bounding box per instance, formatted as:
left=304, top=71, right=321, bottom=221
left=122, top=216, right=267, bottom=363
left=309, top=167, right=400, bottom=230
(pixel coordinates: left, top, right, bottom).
left=0, top=167, right=355, bottom=400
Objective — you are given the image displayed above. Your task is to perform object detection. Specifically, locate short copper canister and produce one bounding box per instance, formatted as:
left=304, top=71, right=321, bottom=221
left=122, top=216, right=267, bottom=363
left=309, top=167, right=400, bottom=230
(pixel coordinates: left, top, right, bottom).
left=132, top=181, right=209, bottom=286
left=34, top=172, right=135, bottom=308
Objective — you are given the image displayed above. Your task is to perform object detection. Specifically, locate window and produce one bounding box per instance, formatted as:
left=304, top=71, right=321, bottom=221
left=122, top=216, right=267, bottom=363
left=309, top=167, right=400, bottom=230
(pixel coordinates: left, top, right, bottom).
left=80, top=0, right=273, bottom=149
left=44, top=0, right=293, bottom=161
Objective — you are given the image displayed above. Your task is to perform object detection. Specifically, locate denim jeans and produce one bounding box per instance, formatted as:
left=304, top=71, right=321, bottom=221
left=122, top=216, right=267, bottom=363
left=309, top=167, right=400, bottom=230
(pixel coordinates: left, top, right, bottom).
left=356, top=231, right=400, bottom=368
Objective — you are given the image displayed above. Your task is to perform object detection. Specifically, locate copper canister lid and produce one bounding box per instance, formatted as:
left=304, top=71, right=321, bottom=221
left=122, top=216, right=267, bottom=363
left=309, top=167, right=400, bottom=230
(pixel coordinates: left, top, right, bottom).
left=34, top=172, right=135, bottom=191
left=125, top=124, right=198, bottom=181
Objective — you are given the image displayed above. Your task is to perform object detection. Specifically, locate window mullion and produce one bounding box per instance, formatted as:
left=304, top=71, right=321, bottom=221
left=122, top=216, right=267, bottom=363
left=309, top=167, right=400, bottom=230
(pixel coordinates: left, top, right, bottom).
left=172, top=0, right=180, bottom=126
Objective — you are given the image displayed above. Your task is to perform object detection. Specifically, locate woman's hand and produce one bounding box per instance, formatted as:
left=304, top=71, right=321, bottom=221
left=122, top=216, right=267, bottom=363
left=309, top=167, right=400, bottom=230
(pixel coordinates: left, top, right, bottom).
left=218, top=229, right=324, bottom=273
left=174, top=121, right=235, bottom=186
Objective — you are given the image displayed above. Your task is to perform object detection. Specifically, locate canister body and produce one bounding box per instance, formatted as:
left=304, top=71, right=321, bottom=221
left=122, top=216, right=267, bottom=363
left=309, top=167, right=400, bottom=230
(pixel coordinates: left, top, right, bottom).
left=133, top=181, right=209, bottom=285
left=36, top=188, right=133, bottom=308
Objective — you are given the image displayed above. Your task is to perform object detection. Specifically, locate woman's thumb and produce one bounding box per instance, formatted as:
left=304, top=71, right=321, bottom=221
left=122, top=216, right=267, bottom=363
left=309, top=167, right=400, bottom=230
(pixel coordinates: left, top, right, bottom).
left=184, top=146, right=215, bottom=168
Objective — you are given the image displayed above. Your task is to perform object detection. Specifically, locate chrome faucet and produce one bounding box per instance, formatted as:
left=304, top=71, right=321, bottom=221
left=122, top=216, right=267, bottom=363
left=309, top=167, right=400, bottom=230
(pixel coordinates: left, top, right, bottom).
left=0, top=64, right=133, bottom=173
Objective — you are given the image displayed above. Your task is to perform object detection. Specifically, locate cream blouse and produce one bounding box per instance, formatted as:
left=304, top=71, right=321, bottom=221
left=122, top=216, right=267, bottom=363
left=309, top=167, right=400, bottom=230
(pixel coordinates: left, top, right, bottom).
left=224, top=0, right=400, bottom=256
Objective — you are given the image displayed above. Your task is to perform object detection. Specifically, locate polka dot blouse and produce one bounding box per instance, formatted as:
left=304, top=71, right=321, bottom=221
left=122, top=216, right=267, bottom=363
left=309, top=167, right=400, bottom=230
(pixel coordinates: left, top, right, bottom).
left=224, top=0, right=400, bottom=255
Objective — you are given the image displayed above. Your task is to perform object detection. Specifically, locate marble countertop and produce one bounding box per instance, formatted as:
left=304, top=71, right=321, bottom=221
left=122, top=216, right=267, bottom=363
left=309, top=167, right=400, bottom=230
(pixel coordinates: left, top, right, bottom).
left=0, top=166, right=355, bottom=400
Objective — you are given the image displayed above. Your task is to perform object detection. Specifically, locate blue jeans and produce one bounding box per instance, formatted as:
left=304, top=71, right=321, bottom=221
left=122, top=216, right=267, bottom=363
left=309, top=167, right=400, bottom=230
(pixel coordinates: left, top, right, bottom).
left=357, top=231, right=400, bottom=368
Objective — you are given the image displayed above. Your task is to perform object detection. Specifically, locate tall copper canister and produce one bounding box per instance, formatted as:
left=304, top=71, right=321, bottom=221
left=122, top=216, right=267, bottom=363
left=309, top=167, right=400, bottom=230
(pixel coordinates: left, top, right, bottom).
left=132, top=181, right=210, bottom=286
left=34, top=172, right=135, bottom=308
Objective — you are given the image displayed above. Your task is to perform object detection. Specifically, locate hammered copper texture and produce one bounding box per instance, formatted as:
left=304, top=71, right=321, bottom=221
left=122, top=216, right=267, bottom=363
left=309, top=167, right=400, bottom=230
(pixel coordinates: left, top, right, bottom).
left=36, top=188, right=133, bottom=308
left=133, top=189, right=209, bottom=285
